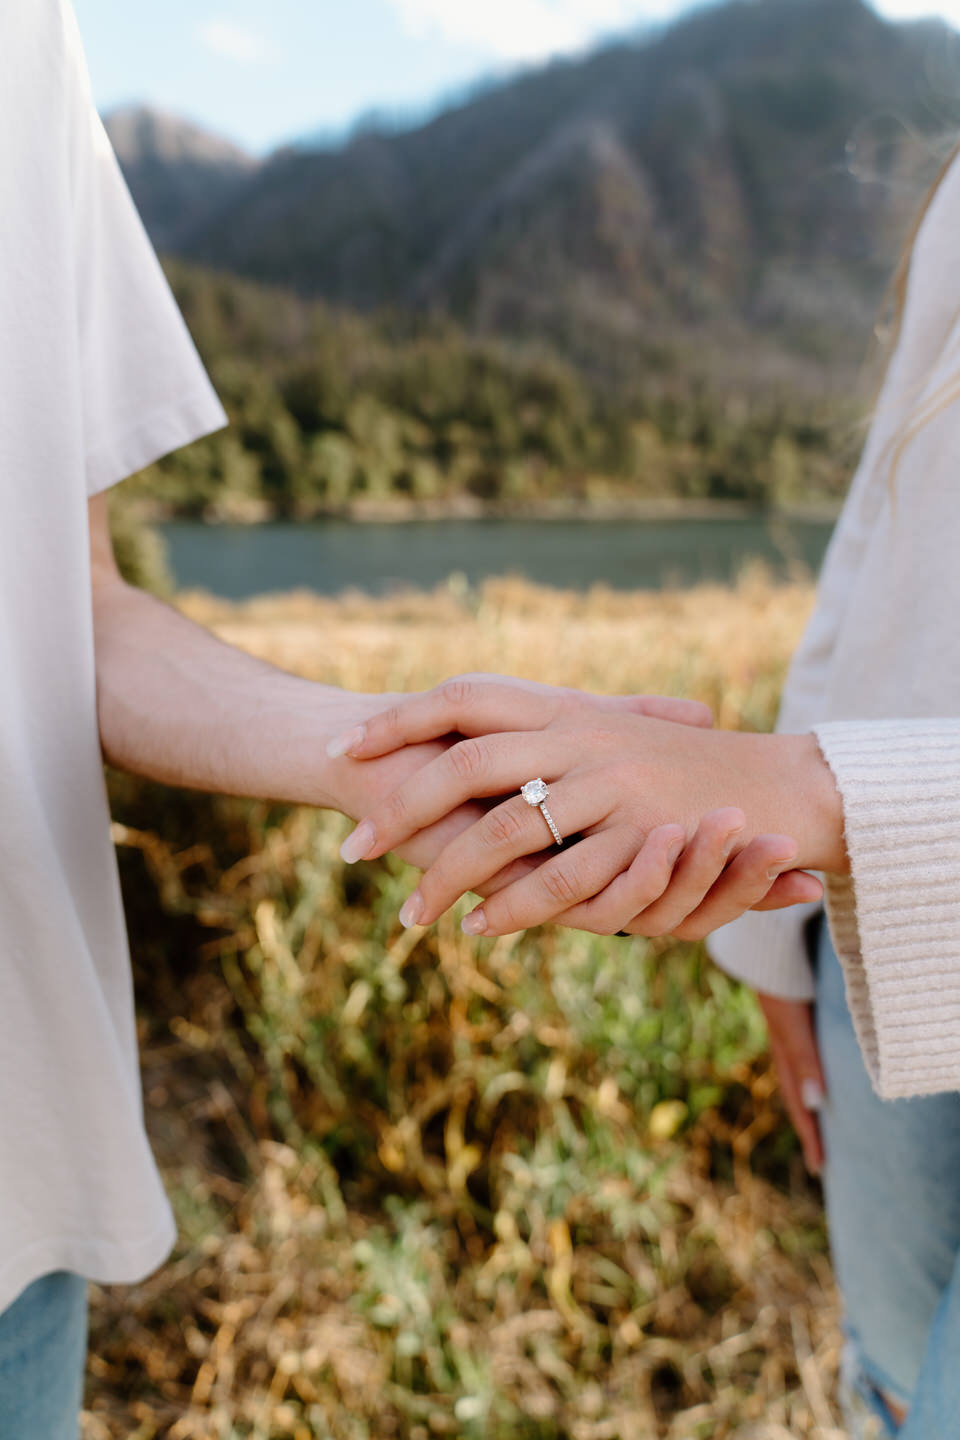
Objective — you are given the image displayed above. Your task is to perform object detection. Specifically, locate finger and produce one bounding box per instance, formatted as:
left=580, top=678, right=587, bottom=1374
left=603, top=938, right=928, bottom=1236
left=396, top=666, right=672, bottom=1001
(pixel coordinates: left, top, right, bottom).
left=395, top=800, right=488, bottom=870
left=620, top=808, right=747, bottom=938
left=539, top=824, right=688, bottom=935
left=328, top=679, right=712, bottom=760
left=329, top=679, right=563, bottom=760
left=553, top=689, right=711, bottom=728
left=669, top=834, right=801, bottom=941
left=458, top=824, right=656, bottom=937
left=752, top=870, right=824, bottom=910
left=760, top=997, right=826, bottom=1175
left=770, top=1034, right=825, bottom=1176
left=340, top=732, right=572, bottom=863
left=403, top=778, right=614, bottom=928
left=479, top=852, right=545, bottom=896
left=627, top=695, right=713, bottom=729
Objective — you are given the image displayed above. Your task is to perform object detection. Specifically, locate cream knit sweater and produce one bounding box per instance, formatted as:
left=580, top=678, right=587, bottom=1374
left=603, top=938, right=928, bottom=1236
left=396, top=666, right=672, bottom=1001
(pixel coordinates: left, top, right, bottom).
left=709, top=150, right=960, bottom=1102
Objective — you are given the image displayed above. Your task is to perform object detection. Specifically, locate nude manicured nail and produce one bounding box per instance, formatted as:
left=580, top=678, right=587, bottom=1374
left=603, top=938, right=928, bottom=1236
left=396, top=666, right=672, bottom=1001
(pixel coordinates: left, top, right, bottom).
left=399, top=891, right=425, bottom=929
left=666, top=837, right=685, bottom=866
left=326, top=725, right=366, bottom=759
left=801, top=1079, right=825, bottom=1113
left=340, top=820, right=376, bottom=864
left=767, top=857, right=796, bottom=880
left=461, top=909, right=487, bottom=936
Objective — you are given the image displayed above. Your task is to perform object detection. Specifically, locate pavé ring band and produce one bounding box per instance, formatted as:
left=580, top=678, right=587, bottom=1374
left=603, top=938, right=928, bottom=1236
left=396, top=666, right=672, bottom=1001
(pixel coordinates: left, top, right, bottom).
left=520, top=777, right=563, bottom=847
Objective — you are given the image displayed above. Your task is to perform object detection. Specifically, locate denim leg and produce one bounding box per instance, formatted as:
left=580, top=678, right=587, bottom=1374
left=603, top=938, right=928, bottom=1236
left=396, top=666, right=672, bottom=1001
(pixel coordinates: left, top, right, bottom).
left=815, top=922, right=960, bottom=1430
left=0, top=1270, right=88, bottom=1440
left=901, top=1246, right=960, bottom=1440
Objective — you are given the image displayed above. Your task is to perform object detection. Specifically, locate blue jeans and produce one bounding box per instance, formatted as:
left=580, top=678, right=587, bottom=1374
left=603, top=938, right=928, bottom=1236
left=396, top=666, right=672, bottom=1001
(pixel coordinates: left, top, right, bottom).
left=816, top=919, right=960, bottom=1438
left=0, top=1270, right=87, bottom=1438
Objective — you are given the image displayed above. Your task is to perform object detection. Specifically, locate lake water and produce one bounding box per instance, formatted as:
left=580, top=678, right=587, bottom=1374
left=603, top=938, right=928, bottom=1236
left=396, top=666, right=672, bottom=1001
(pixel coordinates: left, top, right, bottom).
left=159, top=514, right=835, bottom=599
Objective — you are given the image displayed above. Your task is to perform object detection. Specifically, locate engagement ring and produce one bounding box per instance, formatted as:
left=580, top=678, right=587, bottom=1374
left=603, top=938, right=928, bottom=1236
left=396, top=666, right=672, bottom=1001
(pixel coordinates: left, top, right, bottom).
left=520, top=777, right=563, bottom=846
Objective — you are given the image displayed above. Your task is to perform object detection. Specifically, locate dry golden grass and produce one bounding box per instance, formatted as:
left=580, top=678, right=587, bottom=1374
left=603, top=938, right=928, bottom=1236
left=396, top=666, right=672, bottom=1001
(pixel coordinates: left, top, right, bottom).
left=81, top=574, right=860, bottom=1440
left=176, top=566, right=813, bottom=731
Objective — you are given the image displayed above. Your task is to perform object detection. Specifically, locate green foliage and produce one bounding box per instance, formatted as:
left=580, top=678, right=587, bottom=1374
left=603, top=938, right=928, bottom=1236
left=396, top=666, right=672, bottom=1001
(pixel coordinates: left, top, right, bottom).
left=119, top=262, right=856, bottom=523
left=92, top=775, right=830, bottom=1437
left=106, top=497, right=175, bottom=595
left=85, top=585, right=836, bottom=1435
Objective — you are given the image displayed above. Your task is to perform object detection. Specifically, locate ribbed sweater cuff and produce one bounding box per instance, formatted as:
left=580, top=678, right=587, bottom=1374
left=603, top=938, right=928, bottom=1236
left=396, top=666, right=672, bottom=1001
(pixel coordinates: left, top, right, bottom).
left=813, top=718, right=960, bottom=1100
left=707, top=904, right=818, bottom=1001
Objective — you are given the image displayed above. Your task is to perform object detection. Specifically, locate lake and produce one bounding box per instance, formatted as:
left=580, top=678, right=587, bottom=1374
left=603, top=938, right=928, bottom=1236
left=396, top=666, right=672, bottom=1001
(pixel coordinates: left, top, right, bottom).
left=159, top=514, right=835, bottom=600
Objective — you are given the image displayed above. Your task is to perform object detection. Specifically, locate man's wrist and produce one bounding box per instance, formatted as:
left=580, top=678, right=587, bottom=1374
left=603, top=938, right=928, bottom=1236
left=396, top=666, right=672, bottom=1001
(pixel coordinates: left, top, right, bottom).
left=310, top=689, right=385, bottom=813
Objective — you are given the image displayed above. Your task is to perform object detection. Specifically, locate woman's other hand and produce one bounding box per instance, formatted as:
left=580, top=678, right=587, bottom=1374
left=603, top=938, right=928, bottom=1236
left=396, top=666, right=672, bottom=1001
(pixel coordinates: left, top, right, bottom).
left=757, top=993, right=826, bottom=1176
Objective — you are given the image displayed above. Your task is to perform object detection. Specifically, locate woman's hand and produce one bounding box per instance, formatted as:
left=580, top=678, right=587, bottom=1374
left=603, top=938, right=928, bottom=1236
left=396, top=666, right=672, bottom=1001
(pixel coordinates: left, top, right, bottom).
left=757, top=994, right=826, bottom=1176
left=322, top=682, right=712, bottom=873
left=330, top=678, right=839, bottom=936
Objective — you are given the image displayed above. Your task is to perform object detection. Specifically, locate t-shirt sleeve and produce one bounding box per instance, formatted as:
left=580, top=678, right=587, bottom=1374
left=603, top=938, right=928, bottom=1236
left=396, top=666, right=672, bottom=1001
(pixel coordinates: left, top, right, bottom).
left=65, top=5, right=227, bottom=495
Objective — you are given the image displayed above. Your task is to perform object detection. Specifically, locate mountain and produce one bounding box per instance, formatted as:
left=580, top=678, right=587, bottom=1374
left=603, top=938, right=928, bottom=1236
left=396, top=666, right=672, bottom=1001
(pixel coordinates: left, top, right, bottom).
left=104, top=106, right=258, bottom=250
left=111, top=0, right=960, bottom=385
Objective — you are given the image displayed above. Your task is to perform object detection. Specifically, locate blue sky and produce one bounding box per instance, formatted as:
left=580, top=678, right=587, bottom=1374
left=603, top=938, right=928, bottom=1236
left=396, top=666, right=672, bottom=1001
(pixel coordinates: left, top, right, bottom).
left=74, top=0, right=960, bottom=156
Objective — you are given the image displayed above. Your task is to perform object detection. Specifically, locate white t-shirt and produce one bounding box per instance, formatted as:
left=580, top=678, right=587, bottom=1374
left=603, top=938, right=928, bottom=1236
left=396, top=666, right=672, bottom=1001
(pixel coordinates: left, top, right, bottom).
left=0, top=1, right=227, bottom=1314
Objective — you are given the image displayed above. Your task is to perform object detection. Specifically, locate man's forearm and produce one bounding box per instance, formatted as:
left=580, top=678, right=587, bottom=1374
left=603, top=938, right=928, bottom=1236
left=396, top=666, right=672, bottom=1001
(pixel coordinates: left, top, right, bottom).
left=92, top=572, right=360, bottom=810
left=90, top=568, right=505, bottom=875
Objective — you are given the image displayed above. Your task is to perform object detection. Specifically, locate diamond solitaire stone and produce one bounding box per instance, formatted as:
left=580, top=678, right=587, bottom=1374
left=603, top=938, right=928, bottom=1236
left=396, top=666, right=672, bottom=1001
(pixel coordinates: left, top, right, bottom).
left=521, top=778, right=549, bottom=805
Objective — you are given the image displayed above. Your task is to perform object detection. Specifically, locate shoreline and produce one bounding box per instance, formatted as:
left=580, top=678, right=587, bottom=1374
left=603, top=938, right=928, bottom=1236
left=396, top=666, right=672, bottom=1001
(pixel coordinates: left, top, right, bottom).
left=138, top=496, right=843, bottom=527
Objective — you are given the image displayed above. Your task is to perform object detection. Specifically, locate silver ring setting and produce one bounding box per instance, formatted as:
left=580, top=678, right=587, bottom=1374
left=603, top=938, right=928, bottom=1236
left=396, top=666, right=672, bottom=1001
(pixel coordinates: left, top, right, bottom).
left=521, top=777, right=563, bottom=846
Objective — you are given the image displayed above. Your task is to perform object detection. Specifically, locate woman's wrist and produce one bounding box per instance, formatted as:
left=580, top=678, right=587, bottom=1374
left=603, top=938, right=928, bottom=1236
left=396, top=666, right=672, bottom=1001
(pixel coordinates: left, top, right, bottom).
left=771, top=732, right=848, bottom=875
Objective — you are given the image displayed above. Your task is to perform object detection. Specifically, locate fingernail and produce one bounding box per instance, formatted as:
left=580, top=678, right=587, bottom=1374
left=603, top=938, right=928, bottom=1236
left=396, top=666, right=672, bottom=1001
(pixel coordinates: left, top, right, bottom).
left=399, top=891, right=425, bottom=929
left=327, top=725, right=366, bottom=760
left=461, top=909, right=487, bottom=936
left=801, top=1079, right=825, bottom=1112
left=667, top=837, right=685, bottom=866
left=767, top=857, right=796, bottom=880
left=340, top=820, right=376, bottom=864
left=723, top=826, right=745, bottom=857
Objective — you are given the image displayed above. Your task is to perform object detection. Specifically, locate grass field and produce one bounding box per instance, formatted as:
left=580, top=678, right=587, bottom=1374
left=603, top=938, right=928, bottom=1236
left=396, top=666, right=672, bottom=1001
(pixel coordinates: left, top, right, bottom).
left=82, top=573, right=853, bottom=1440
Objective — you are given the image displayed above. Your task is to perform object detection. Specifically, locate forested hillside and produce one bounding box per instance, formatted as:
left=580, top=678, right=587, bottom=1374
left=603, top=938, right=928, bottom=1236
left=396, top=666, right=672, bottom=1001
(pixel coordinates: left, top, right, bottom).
left=119, top=261, right=858, bottom=523
left=106, top=0, right=960, bottom=520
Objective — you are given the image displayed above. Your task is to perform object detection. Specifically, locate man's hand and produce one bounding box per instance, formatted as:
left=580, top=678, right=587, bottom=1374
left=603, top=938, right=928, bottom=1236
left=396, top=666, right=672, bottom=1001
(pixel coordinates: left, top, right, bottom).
left=87, top=502, right=718, bottom=888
